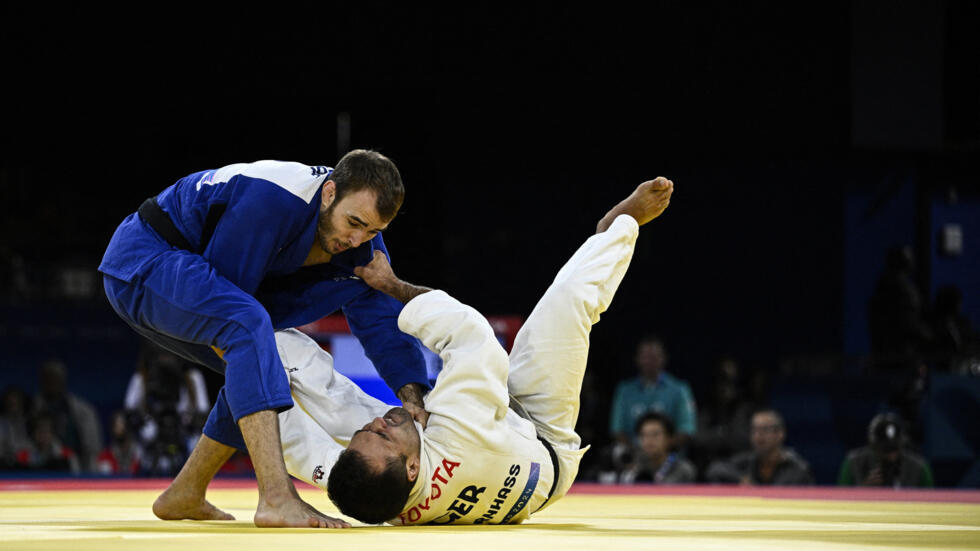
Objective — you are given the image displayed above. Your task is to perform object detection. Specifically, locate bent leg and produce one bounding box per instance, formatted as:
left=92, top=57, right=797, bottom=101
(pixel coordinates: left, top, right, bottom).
left=508, top=214, right=639, bottom=449
left=107, top=251, right=345, bottom=527
left=153, top=434, right=237, bottom=521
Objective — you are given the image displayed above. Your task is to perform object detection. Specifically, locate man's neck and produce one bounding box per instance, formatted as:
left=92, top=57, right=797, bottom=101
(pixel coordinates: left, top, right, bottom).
left=645, top=452, right=668, bottom=469
left=641, top=372, right=662, bottom=385
left=303, top=242, right=333, bottom=267
left=758, top=448, right=783, bottom=467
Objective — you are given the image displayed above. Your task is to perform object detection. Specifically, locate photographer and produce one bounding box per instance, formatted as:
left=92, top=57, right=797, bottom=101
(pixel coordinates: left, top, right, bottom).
left=838, top=413, right=934, bottom=488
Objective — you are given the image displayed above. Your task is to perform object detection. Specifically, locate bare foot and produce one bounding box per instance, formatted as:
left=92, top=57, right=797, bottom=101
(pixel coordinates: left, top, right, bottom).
left=596, top=177, right=674, bottom=232
left=153, top=486, right=235, bottom=521
left=254, top=495, right=350, bottom=529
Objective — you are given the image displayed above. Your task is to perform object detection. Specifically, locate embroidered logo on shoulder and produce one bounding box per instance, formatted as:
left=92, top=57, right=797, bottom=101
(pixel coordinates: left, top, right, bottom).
left=312, top=465, right=325, bottom=483
left=310, top=166, right=330, bottom=177
left=195, top=171, right=217, bottom=191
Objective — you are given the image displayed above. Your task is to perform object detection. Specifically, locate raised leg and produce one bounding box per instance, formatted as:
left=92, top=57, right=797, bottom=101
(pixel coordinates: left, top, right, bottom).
left=508, top=178, right=673, bottom=450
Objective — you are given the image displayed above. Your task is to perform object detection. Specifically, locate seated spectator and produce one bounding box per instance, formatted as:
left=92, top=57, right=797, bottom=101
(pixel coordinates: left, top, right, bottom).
left=17, top=412, right=80, bottom=473
left=608, top=335, right=697, bottom=453
left=96, top=411, right=142, bottom=475
left=838, top=413, right=934, bottom=488
left=31, top=359, right=103, bottom=472
left=0, top=386, right=32, bottom=468
left=706, top=409, right=814, bottom=485
left=618, top=412, right=697, bottom=484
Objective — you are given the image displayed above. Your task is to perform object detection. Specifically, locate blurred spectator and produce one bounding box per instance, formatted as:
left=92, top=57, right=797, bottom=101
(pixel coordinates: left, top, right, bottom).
left=608, top=336, right=697, bottom=450
left=124, top=343, right=210, bottom=475
left=31, top=359, right=103, bottom=472
left=928, top=285, right=980, bottom=373
left=868, top=246, right=932, bottom=372
left=17, top=412, right=80, bottom=473
left=617, top=412, right=696, bottom=484
left=706, top=409, right=814, bottom=485
left=690, top=356, right=755, bottom=476
left=96, top=411, right=142, bottom=475
left=0, top=386, right=33, bottom=468
left=838, top=413, right=934, bottom=488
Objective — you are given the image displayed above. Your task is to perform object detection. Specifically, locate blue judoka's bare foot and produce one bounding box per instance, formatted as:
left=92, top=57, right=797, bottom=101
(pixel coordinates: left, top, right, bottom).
left=153, top=487, right=235, bottom=521
left=240, top=410, right=350, bottom=529
left=596, top=177, right=674, bottom=233
left=153, top=434, right=236, bottom=521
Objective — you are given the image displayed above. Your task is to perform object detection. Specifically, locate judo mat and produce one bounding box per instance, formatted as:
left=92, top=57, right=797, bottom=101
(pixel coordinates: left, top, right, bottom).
left=1, top=479, right=978, bottom=551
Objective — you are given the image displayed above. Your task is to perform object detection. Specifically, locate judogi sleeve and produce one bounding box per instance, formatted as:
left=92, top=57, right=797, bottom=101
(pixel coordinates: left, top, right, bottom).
left=343, top=236, right=429, bottom=393
left=276, top=328, right=392, bottom=491
left=397, top=290, right=510, bottom=425
left=279, top=405, right=345, bottom=492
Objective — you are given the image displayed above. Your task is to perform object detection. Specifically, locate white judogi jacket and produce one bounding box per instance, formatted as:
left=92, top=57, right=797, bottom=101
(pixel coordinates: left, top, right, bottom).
left=279, top=214, right=639, bottom=525
left=277, top=292, right=559, bottom=525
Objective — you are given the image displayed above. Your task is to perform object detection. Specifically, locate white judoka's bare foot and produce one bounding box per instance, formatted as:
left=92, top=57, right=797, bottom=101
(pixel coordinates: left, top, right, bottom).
left=153, top=485, right=235, bottom=521
left=596, top=177, right=674, bottom=233
left=253, top=494, right=350, bottom=528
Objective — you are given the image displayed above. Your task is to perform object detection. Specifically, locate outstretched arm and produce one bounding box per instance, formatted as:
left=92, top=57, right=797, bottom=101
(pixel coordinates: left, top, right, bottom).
left=354, top=251, right=432, bottom=304
left=353, top=252, right=434, bottom=426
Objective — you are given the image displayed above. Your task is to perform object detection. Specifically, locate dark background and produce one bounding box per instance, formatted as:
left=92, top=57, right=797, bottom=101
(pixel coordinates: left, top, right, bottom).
left=1, top=2, right=978, bottom=484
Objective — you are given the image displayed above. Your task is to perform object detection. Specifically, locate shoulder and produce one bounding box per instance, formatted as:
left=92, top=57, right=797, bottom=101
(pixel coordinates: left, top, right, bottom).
left=730, top=451, right=754, bottom=466
left=676, top=458, right=697, bottom=475
left=660, top=372, right=693, bottom=392
left=67, top=393, right=97, bottom=415
left=213, top=161, right=331, bottom=204
left=614, top=378, right=642, bottom=394
left=846, top=446, right=873, bottom=461
left=781, top=448, right=812, bottom=469
left=901, top=450, right=929, bottom=469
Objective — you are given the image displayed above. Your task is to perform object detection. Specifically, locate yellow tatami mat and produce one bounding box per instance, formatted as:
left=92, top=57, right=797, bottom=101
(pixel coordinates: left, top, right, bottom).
left=1, top=482, right=978, bottom=551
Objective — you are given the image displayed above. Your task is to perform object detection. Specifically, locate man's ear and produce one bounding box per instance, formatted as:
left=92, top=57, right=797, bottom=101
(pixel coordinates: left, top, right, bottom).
left=406, top=454, right=421, bottom=483
left=321, top=180, right=337, bottom=209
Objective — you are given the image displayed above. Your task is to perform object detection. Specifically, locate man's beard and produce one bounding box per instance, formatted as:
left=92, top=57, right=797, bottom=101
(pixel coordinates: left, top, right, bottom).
left=316, top=202, right=341, bottom=254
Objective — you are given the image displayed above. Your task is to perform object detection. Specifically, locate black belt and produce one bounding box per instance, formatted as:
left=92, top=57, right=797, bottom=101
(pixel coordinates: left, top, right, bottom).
left=138, top=197, right=194, bottom=251
left=534, top=436, right=560, bottom=512
left=137, top=196, right=225, bottom=254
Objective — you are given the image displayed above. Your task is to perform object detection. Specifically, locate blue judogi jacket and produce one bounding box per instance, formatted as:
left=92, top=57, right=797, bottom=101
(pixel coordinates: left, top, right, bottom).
left=99, top=160, right=428, bottom=395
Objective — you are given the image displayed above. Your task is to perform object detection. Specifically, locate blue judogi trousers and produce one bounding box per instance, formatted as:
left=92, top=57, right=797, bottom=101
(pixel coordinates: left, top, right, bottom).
left=103, top=247, right=291, bottom=451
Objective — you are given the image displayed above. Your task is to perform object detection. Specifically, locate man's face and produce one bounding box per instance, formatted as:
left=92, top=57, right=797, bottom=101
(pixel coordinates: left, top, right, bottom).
left=347, top=407, right=421, bottom=477
left=317, top=182, right=392, bottom=255
left=637, top=419, right=670, bottom=459
left=636, top=341, right=666, bottom=379
left=750, top=412, right=784, bottom=456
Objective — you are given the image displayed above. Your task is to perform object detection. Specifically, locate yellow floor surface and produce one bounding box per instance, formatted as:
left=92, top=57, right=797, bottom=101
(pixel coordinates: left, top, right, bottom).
left=2, top=486, right=979, bottom=551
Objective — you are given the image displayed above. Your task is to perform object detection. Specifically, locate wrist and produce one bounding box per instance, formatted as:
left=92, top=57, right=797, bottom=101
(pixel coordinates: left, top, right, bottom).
left=396, top=383, right=425, bottom=406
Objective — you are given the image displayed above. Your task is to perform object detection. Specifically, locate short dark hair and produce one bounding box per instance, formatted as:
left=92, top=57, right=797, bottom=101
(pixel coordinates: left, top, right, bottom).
left=330, top=149, right=404, bottom=220
left=752, top=408, right=785, bottom=430
left=635, top=410, right=676, bottom=437
left=327, top=449, right=413, bottom=525
left=637, top=334, right=666, bottom=348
